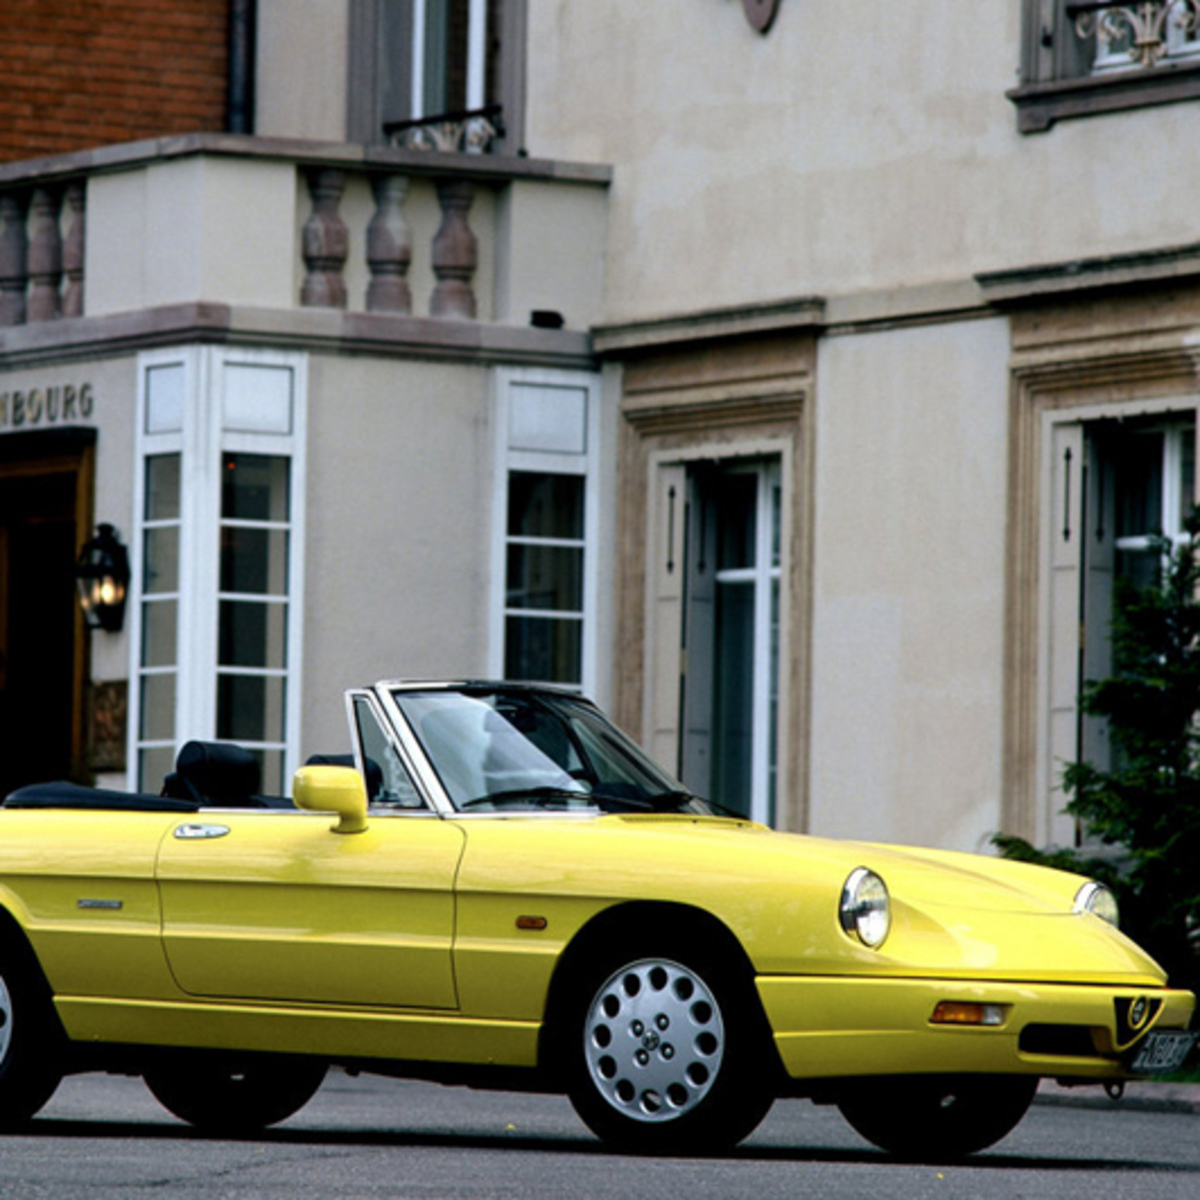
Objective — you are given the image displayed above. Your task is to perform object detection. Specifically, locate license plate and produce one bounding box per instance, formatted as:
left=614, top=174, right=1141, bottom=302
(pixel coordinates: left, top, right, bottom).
left=1129, top=1030, right=1198, bottom=1075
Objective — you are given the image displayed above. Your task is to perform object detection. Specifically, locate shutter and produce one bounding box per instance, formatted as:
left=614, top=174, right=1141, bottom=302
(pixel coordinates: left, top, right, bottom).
left=646, top=463, right=687, bottom=774
left=1045, top=422, right=1085, bottom=846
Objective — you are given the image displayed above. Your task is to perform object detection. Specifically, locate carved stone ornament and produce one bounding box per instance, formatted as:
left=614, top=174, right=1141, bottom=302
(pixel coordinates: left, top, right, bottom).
left=743, top=0, right=781, bottom=33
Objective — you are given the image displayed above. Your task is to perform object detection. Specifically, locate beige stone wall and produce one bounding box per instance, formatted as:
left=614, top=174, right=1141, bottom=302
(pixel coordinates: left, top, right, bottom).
left=299, top=354, right=496, bottom=756
left=527, top=1, right=1195, bottom=324
left=808, top=317, right=1012, bottom=852
left=256, top=0, right=350, bottom=142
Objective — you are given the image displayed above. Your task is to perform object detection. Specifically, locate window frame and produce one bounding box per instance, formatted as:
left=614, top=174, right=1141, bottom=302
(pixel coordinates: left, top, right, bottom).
left=1004, top=339, right=1200, bottom=847
left=1011, top=0, right=1200, bottom=132
left=489, top=366, right=601, bottom=696
left=347, top=0, right=526, bottom=152
left=130, top=346, right=308, bottom=795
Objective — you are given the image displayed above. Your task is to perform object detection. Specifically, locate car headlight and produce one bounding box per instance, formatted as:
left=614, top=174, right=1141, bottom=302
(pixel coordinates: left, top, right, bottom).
left=839, top=867, right=891, bottom=948
left=1074, top=880, right=1119, bottom=927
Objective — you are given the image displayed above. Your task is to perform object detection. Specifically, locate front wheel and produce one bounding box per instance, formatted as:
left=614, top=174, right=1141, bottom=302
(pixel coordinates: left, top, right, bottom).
left=836, top=1074, right=1038, bottom=1160
left=144, top=1053, right=327, bottom=1133
left=566, top=947, right=775, bottom=1154
left=0, top=950, right=65, bottom=1128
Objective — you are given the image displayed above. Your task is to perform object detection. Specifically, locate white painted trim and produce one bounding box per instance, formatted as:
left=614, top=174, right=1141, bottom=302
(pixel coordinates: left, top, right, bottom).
left=130, top=345, right=308, bottom=792
left=491, top=366, right=602, bottom=696
left=467, top=0, right=487, bottom=109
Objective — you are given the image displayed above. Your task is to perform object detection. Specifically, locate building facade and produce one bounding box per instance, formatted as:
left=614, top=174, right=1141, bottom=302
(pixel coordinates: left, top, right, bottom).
left=2, top=0, right=1198, bottom=856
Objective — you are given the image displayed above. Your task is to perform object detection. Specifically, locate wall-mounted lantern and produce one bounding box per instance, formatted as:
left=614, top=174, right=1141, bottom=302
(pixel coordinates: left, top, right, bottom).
left=75, top=523, right=130, bottom=632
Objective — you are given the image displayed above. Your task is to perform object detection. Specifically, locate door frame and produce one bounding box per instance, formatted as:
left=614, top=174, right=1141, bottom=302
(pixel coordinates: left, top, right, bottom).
left=0, top=428, right=96, bottom=782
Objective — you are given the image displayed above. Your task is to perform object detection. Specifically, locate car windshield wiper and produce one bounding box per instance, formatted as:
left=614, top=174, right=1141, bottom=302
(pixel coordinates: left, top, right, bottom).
left=459, top=786, right=593, bottom=810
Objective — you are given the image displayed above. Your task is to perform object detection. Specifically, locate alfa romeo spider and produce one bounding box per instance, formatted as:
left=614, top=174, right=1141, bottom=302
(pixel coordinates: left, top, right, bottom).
left=0, top=681, right=1194, bottom=1157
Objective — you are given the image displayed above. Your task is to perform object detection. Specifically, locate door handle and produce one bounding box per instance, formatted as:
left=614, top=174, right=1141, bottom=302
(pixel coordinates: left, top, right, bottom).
left=173, top=823, right=231, bottom=840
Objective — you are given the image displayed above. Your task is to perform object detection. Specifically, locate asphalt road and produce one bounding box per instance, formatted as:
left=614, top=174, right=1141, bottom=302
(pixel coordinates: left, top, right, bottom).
left=0, top=1070, right=1197, bottom=1199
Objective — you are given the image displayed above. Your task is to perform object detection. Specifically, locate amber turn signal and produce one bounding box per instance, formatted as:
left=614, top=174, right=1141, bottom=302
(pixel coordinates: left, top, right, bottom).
left=930, top=1001, right=1006, bottom=1027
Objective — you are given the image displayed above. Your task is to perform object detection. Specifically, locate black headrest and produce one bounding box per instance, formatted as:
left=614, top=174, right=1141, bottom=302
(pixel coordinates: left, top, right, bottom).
left=306, top=753, right=383, bottom=801
left=168, top=740, right=261, bottom=804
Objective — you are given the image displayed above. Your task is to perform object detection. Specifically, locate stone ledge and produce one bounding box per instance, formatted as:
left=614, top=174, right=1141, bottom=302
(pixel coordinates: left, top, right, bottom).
left=594, top=298, right=825, bottom=356
left=978, top=243, right=1200, bottom=306
left=0, top=303, right=596, bottom=370
left=0, top=132, right=613, bottom=189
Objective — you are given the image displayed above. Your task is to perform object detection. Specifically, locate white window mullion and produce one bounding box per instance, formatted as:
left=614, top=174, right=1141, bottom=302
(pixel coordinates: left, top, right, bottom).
left=466, top=0, right=487, bottom=109
left=411, top=0, right=428, bottom=120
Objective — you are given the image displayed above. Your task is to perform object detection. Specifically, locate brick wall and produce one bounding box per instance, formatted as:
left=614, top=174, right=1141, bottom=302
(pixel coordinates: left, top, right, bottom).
left=0, top=0, right=230, bottom=164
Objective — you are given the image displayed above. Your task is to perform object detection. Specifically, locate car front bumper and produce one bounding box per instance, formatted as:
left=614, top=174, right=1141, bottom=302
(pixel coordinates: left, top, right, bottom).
left=756, top=975, right=1196, bottom=1082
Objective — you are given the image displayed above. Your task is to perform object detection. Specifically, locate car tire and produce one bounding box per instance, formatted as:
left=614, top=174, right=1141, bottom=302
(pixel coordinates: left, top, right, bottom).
left=836, top=1074, right=1038, bottom=1160
left=564, top=940, right=775, bottom=1154
left=0, top=948, right=65, bottom=1128
left=144, top=1053, right=327, bottom=1133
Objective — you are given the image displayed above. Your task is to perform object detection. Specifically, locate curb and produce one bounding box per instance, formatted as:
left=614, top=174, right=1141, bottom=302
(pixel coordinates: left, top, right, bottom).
left=1036, top=1079, right=1200, bottom=1114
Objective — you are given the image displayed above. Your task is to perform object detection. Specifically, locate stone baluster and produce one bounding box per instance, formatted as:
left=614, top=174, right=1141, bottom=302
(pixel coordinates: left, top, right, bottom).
left=430, top=179, right=478, bottom=320
left=366, top=174, right=412, bottom=314
left=0, top=191, right=29, bottom=327
left=61, top=181, right=86, bottom=318
left=27, top=186, right=63, bottom=322
left=300, top=168, right=348, bottom=308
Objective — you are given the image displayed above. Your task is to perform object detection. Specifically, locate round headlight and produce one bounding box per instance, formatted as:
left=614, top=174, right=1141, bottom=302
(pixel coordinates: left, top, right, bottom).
left=840, top=867, right=891, bottom=948
left=1074, top=881, right=1119, bottom=927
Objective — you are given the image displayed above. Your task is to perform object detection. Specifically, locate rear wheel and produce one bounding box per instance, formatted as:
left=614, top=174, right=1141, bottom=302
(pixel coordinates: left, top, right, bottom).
left=565, top=942, right=775, bottom=1154
left=836, top=1074, right=1038, bottom=1160
left=0, top=950, right=65, bottom=1127
left=144, top=1053, right=327, bottom=1133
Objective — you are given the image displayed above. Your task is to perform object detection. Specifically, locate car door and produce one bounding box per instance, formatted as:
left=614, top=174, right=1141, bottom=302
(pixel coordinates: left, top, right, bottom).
left=157, top=808, right=465, bottom=1009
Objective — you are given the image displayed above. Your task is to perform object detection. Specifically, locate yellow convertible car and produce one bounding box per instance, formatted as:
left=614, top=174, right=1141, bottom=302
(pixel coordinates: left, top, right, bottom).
left=0, top=681, right=1195, bottom=1157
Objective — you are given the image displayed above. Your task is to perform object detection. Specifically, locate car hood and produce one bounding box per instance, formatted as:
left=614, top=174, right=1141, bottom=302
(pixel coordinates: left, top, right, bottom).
left=456, top=814, right=1170, bottom=988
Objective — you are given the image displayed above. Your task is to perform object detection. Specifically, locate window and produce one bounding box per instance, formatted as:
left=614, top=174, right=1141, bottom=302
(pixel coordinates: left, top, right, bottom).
left=131, top=348, right=307, bottom=795
left=348, top=0, right=525, bottom=151
left=491, top=368, right=600, bottom=693
left=678, top=460, right=782, bottom=824
left=1011, top=1, right=1200, bottom=132
left=350, top=692, right=425, bottom=809
left=1041, top=410, right=1196, bottom=846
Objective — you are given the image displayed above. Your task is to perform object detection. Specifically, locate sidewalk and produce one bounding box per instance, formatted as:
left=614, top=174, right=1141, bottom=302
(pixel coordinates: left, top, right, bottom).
left=1037, top=1078, right=1200, bottom=1114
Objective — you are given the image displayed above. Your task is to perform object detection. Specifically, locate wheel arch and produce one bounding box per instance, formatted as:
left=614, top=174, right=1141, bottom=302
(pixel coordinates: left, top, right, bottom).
left=538, top=899, right=782, bottom=1085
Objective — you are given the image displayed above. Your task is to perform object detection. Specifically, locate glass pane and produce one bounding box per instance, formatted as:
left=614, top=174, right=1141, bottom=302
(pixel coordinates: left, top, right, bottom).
left=1114, top=432, right=1164, bottom=541
left=504, top=615, right=582, bottom=685
left=508, top=473, right=584, bottom=540
left=716, top=474, right=758, bottom=572
left=713, top=580, right=755, bottom=816
left=141, top=599, right=177, bottom=667
left=139, top=745, right=176, bottom=793
left=222, top=454, right=290, bottom=522
left=506, top=544, right=583, bottom=612
left=139, top=673, right=176, bottom=740
left=220, top=527, right=289, bottom=595
left=219, top=601, right=287, bottom=668
left=216, top=673, right=286, bottom=742
left=354, top=696, right=423, bottom=808
left=143, top=526, right=179, bottom=594
left=144, top=454, right=181, bottom=521
left=1179, top=428, right=1195, bottom=529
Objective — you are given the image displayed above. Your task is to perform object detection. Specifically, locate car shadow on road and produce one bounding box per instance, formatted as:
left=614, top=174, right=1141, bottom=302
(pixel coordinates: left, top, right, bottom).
left=11, top=1117, right=1200, bottom=1174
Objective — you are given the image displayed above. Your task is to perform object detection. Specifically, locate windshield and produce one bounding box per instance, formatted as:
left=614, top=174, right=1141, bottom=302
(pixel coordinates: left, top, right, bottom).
left=390, top=687, right=718, bottom=815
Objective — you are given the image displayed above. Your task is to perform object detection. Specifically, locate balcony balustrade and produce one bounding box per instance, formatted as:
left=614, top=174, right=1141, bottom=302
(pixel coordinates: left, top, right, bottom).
left=0, top=134, right=609, bottom=346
